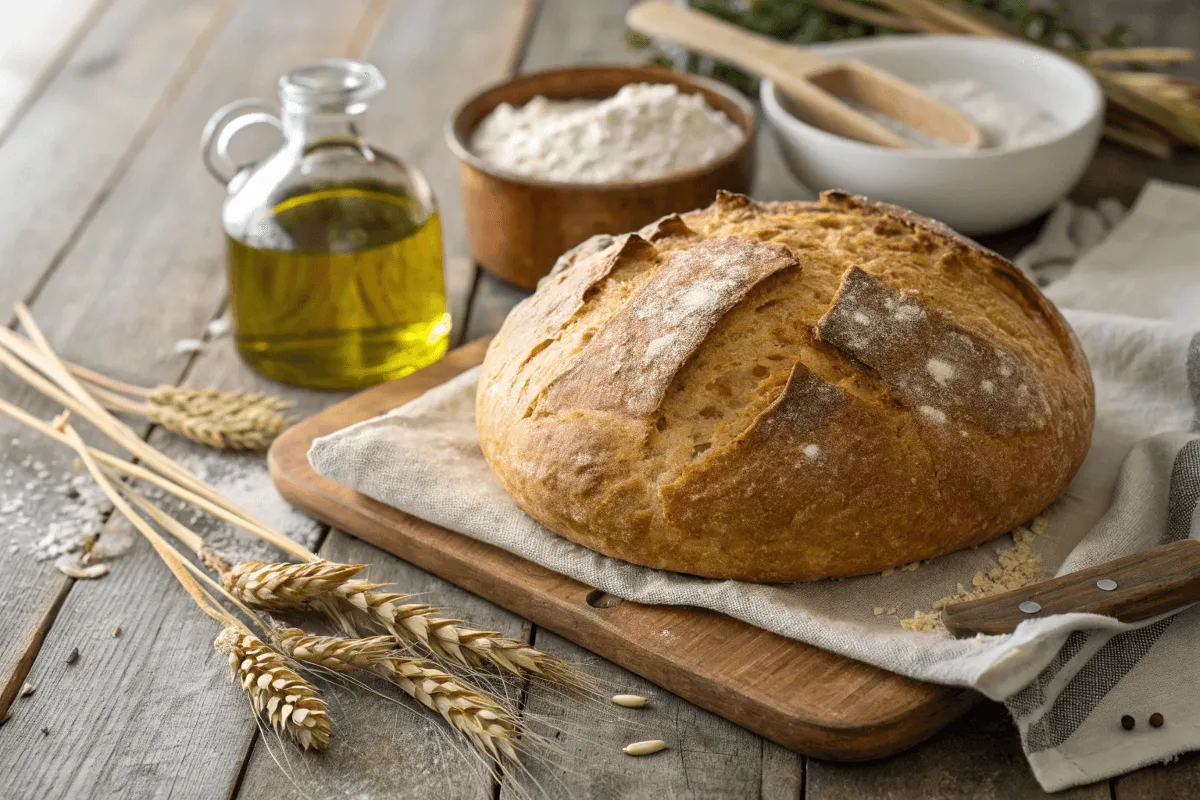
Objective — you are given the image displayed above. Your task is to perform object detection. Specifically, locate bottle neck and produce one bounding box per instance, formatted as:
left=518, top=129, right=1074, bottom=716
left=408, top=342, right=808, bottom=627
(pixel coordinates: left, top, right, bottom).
left=281, top=107, right=367, bottom=147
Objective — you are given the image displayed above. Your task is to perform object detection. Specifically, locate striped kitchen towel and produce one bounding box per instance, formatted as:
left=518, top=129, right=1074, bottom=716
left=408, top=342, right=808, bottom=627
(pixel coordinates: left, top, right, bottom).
left=1002, top=181, right=1200, bottom=788
left=310, top=179, right=1200, bottom=791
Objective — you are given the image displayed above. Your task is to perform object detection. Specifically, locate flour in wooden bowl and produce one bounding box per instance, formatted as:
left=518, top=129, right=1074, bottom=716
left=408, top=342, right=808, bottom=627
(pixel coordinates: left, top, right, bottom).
left=469, top=82, right=745, bottom=183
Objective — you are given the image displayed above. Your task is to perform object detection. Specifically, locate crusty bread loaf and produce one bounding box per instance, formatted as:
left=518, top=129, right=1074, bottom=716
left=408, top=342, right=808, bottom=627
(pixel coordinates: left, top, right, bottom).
left=476, top=190, right=1094, bottom=583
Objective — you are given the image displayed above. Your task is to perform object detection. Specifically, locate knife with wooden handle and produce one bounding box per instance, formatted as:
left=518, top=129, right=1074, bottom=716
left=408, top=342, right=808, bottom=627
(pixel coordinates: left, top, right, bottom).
left=942, top=539, right=1200, bottom=637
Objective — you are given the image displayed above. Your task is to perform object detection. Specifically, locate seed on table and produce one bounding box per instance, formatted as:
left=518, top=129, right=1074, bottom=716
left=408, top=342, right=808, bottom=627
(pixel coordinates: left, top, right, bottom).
left=623, top=739, right=666, bottom=756
left=1121, top=715, right=1135, bottom=730
left=112, top=626, right=122, bottom=638
left=612, top=694, right=647, bottom=708
left=19, top=683, right=34, bottom=697
left=1149, top=713, right=1164, bottom=728
left=66, top=647, right=79, bottom=665
left=40, top=726, right=49, bottom=736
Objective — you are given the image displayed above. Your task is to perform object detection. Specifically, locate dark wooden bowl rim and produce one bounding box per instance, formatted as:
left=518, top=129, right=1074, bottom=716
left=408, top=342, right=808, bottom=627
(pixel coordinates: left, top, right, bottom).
left=444, top=63, right=757, bottom=192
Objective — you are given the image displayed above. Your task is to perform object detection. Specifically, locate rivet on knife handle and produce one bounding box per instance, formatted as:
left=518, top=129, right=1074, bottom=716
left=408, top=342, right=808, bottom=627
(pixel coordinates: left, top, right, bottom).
left=942, top=539, right=1200, bottom=638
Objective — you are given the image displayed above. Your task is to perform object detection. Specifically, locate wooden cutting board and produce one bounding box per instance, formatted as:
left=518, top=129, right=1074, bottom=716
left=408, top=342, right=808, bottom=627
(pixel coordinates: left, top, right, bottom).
left=268, top=339, right=979, bottom=761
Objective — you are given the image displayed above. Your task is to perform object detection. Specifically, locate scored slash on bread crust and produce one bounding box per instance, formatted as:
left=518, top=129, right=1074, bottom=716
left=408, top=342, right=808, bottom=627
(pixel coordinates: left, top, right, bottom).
left=476, top=190, right=1094, bottom=583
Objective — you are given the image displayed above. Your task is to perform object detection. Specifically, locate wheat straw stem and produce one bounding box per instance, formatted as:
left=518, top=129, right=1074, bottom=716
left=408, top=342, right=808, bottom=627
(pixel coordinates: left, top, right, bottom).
left=3, top=323, right=288, bottom=451
left=62, top=437, right=329, bottom=751
left=68, top=361, right=153, bottom=397
left=0, top=396, right=289, bottom=551
left=112, top=482, right=264, bottom=623
left=112, top=477, right=205, bottom=553
left=1087, top=47, right=1195, bottom=65
left=0, top=327, right=148, bottom=400
left=807, top=0, right=930, bottom=31
left=1, top=312, right=290, bottom=548
left=58, top=422, right=230, bottom=624
left=77, top=382, right=151, bottom=416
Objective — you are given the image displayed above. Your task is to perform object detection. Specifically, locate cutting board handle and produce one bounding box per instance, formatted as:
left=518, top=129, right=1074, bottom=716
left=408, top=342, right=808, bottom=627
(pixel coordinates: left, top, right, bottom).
left=942, top=539, right=1200, bottom=637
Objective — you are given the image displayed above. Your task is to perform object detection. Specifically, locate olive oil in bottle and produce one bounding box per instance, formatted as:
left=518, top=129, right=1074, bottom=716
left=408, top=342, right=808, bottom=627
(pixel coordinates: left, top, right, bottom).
left=201, top=59, right=449, bottom=390
left=227, top=184, right=449, bottom=389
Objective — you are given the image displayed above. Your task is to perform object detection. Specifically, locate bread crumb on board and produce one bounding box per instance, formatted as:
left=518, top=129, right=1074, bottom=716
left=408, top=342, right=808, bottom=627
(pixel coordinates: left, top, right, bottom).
left=899, top=516, right=1048, bottom=634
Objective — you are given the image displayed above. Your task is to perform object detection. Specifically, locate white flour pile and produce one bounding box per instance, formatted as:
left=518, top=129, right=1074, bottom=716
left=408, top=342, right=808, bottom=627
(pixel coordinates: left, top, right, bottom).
left=469, top=82, right=744, bottom=183
left=847, top=78, right=1062, bottom=149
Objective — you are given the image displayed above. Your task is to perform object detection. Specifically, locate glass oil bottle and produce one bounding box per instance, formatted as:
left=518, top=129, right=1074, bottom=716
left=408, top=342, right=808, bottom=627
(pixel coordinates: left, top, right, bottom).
left=201, top=60, right=450, bottom=390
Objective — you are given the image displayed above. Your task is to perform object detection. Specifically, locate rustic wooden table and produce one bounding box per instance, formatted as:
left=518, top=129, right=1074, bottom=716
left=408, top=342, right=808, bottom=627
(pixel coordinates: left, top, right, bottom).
left=1, top=1, right=1198, bottom=797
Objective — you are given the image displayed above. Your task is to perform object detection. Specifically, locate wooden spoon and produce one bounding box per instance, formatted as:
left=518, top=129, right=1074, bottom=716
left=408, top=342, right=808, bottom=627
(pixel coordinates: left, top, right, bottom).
left=627, top=1, right=983, bottom=150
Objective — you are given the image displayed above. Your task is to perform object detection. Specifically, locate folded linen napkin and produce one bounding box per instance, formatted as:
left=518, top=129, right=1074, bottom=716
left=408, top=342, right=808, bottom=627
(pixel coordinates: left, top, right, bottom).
left=309, top=180, right=1200, bottom=791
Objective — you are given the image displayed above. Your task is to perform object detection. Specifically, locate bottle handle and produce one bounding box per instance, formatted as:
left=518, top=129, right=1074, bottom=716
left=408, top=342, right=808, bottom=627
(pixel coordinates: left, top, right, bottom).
left=200, top=98, right=283, bottom=185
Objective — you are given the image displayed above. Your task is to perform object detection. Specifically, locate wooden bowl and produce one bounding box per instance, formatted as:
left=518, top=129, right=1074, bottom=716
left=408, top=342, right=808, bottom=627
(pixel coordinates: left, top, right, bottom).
left=446, top=65, right=756, bottom=289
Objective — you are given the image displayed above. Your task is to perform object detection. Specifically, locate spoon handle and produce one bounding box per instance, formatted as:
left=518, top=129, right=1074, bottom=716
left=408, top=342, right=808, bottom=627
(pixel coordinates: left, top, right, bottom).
left=626, top=0, right=916, bottom=149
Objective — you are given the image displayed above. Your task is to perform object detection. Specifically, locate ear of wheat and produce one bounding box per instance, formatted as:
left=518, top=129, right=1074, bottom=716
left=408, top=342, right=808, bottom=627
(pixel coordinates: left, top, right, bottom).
left=270, top=628, right=524, bottom=762
left=216, top=627, right=331, bottom=751
left=148, top=386, right=292, bottom=416
left=221, top=560, right=367, bottom=610
left=143, top=387, right=292, bottom=451
left=0, top=325, right=291, bottom=451
left=270, top=627, right=394, bottom=671
left=145, top=402, right=287, bottom=452
left=375, top=658, right=522, bottom=762
left=332, top=581, right=582, bottom=688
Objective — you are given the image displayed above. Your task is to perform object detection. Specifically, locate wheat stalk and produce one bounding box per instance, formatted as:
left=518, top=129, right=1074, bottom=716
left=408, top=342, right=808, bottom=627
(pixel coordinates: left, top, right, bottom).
left=215, top=627, right=331, bottom=751
left=221, top=559, right=368, bottom=610
left=51, top=419, right=332, bottom=752
left=1, top=305, right=583, bottom=688
left=375, top=657, right=523, bottom=762
left=148, top=386, right=292, bottom=415
left=145, top=402, right=287, bottom=452
left=271, top=627, right=395, bottom=671
left=272, top=627, right=523, bottom=761
left=330, top=581, right=582, bottom=688
left=0, top=325, right=290, bottom=451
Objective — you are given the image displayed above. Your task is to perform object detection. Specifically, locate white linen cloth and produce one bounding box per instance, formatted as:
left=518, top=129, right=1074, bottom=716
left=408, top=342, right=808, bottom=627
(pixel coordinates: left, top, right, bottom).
left=309, top=180, right=1200, bottom=791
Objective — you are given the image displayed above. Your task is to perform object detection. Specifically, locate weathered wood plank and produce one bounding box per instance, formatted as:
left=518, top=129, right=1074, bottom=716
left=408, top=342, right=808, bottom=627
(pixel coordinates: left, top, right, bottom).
left=0, top=0, right=234, bottom=720
left=0, top=0, right=234, bottom=320
left=501, top=629, right=794, bottom=799
left=1114, top=751, right=1200, bottom=799
left=806, top=702, right=1109, bottom=800
left=0, top=2, right=381, bottom=796
left=349, top=0, right=535, bottom=347
left=0, top=0, right=109, bottom=136
left=235, top=531, right=528, bottom=799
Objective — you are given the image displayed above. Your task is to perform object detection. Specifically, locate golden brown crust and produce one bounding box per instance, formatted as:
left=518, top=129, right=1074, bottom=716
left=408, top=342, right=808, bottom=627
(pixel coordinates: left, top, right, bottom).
left=476, top=191, right=1094, bottom=583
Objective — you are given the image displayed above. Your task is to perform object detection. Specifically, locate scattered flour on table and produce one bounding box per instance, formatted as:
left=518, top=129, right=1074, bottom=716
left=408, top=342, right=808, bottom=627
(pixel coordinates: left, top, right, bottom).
left=0, top=447, right=108, bottom=562
left=169, top=451, right=322, bottom=562
left=469, top=82, right=744, bottom=183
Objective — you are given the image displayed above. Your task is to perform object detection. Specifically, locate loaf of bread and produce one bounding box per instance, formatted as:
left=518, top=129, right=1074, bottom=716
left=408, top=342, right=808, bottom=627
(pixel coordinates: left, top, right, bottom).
left=476, top=191, right=1093, bottom=582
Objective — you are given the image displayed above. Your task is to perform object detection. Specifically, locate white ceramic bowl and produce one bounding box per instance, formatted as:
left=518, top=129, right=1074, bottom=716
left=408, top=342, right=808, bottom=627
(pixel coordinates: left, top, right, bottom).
left=760, top=35, right=1104, bottom=234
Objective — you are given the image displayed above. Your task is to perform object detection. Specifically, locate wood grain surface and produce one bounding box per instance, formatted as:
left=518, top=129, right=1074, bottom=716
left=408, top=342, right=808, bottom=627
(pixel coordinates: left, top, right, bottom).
left=1, top=0, right=1200, bottom=797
